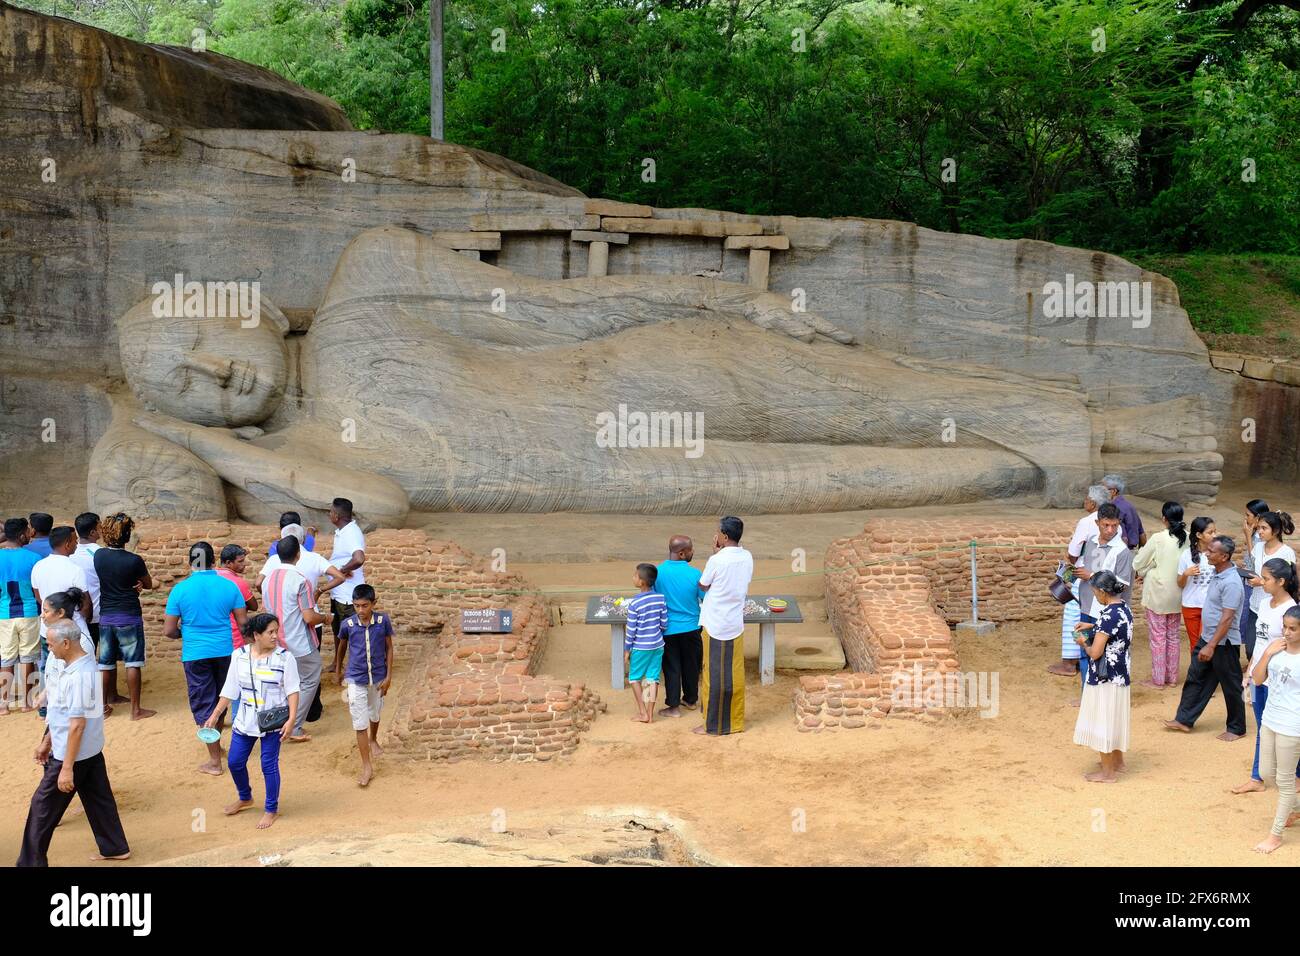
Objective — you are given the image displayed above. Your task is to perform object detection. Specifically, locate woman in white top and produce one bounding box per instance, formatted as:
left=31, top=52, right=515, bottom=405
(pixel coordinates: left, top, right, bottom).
left=1133, top=502, right=1187, bottom=688
left=204, top=613, right=300, bottom=830
left=1245, top=512, right=1296, bottom=655
left=1249, top=605, right=1300, bottom=853
left=1177, top=517, right=1216, bottom=664
left=1232, top=558, right=1300, bottom=795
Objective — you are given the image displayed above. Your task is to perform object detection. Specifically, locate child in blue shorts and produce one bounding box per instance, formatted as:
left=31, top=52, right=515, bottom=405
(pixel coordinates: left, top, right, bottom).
left=624, top=563, right=667, bottom=723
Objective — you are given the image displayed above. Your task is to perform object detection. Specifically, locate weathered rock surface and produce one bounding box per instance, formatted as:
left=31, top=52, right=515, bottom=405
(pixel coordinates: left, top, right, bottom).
left=154, top=813, right=711, bottom=867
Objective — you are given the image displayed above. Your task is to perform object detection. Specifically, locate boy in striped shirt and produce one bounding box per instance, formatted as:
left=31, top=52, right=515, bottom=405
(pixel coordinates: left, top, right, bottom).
left=624, top=563, right=668, bottom=723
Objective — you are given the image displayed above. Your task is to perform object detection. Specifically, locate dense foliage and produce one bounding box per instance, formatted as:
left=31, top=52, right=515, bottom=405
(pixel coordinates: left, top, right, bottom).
left=22, top=0, right=1300, bottom=253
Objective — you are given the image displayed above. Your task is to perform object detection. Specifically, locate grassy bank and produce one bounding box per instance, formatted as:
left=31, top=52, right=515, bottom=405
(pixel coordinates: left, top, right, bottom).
left=1132, top=253, right=1300, bottom=358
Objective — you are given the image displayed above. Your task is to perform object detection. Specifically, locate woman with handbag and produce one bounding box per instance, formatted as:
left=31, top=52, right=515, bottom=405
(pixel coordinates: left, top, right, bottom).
left=1072, top=570, right=1134, bottom=783
left=204, top=613, right=299, bottom=829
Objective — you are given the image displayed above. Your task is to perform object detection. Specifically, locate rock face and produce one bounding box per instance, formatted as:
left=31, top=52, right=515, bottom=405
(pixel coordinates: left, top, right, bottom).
left=0, top=2, right=1235, bottom=518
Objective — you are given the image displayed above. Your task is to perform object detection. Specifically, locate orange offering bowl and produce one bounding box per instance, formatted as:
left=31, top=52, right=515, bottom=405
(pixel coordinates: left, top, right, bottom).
left=766, top=598, right=788, bottom=613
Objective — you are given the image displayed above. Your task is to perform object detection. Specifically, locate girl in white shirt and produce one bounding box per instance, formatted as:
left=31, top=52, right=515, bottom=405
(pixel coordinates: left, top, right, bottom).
left=1250, top=606, right=1300, bottom=853
left=1177, top=517, right=1216, bottom=663
left=1232, top=558, right=1299, bottom=795
left=1245, top=512, right=1296, bottom=652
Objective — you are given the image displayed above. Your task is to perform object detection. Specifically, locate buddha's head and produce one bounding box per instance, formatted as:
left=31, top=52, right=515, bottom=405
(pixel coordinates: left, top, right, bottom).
left=117, top=290, right=291, bottom=427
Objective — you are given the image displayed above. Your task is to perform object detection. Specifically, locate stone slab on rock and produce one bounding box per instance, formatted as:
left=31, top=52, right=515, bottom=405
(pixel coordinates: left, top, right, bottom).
left=571, top=230, right=630, bottom=245
left=601, top=217, right=764, bottom=237
left=470, top=213, right=600, bottom=232
left=724, top=235, right=791, bottom=250
left=583, top=199, right=653, bottom=218
left=1241, top=357, right=1277, bottom=381
left=1210, top=351, right=1247, bottom=373
left=431, top=231, right=502, bottom=250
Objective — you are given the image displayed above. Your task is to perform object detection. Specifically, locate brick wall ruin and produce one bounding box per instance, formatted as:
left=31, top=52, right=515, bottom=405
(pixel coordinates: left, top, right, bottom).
left=111, top=521, right=604, bottom=760
left=796, top=516, right=1076, bottom=730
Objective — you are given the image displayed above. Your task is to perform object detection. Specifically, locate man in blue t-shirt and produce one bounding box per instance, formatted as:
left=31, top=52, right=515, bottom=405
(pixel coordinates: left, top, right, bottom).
left=654, top=535, right=705, bottom=719
left=164, top=541, right=248, bottom=775
left=267, top=511, right=316, bottom=557
left=1, top=517, right=43, bottom=713
left=24, top=513, right=53, bottom=559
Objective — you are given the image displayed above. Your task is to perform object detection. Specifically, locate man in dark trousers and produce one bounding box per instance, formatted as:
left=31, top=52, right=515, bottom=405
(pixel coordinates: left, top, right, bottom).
left=18, top=619, right=130, bottom=866
left=654, top=535, right=704, bottom=718
left=1165, top=535, right=1248, bottom=742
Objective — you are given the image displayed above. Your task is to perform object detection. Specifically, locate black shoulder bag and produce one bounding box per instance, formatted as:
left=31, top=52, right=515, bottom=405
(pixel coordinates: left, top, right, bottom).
left=247, top=649, right=290, bottom=733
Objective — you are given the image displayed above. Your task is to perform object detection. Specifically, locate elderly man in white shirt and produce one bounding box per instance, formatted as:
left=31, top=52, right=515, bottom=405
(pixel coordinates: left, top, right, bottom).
left=18, top=620, right=130, bottom=866
left=694, top=516, right=754, bottom=737
left=1050, top=485, right=1111, bottom=678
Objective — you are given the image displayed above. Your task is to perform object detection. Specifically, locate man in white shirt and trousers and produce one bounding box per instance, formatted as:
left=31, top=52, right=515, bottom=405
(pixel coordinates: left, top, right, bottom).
left=18, top=620, right=130, bottom=866
left=694, top=516, right=754, bottom=737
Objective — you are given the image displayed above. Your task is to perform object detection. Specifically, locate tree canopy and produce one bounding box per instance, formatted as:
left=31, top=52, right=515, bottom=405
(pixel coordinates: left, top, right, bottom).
left=23, top=0, right=1300, bottom=253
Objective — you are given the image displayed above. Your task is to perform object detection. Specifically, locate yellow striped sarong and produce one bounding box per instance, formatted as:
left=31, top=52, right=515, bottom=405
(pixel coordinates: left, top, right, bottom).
left=701, top=628, right=744, bottom=734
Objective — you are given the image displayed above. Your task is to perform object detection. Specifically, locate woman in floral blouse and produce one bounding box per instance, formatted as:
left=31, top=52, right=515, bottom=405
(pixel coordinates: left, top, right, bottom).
left=1072, top=570, right=1134, bottom=783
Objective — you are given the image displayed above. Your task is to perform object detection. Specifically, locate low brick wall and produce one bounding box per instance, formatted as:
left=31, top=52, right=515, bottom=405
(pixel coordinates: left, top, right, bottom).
left=387, top=637, right=604, bottom=762
left=797, top=515, right=1077, bottom=730
left=106, top=521, right=603, bottom=761
left=835, top=517, right=1079, bottom=629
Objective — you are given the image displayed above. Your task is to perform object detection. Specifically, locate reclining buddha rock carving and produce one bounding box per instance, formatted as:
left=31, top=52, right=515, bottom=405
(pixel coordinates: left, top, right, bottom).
left=102, top=225, right=1222, bottom=520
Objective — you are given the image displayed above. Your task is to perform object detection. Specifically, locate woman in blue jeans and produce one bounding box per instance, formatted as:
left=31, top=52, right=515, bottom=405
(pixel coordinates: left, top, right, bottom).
left=1233, top=558, right=1300, bottom=795
left=204, top=614, right=299, bottom=830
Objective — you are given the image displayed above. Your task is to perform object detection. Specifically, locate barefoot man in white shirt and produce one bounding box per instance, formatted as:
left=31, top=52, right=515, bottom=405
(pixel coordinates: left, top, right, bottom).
left=326, top=498, right=367, bottom=681
left=694, top=516, right=754, bottom=737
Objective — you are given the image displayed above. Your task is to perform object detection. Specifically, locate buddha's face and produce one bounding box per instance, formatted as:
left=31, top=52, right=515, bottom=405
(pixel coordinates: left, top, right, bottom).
left=117, top=297, right=290, bottom=427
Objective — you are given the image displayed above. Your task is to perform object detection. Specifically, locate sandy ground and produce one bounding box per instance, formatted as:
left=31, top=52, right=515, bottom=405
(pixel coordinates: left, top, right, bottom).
left=3, top=478, right=1299, bottom=866
left=4, top=610, right=1296, bottom=867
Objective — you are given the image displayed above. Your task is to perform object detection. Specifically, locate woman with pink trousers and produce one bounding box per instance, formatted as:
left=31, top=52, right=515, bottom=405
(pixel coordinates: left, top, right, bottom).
left=1133, top=501, right=1187, bottom=688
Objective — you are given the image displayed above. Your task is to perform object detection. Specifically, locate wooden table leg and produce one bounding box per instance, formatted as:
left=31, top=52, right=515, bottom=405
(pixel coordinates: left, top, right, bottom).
left=611, top=623, right=625, bottom=690
left=760, top=621, right=776, bottom=685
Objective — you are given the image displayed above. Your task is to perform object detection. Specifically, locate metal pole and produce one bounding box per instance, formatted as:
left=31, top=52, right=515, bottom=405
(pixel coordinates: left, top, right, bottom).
left=430, top=0, right=444, bottom=139
left=969, top=539, right=979, bottom=624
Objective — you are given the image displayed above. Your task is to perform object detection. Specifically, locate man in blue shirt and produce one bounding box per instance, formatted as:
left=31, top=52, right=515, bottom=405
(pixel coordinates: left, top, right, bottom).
left=1166, top=534, right=1247, bottom=740
left=164, top=541, right=248, bottom=775
left=655, top=535, right=704, bottom=719
left=24, top=513, right=53, bottom=559
left=1, top=517, right=42, bottom=713
left=1101, top=475, right=1146, bottom=550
